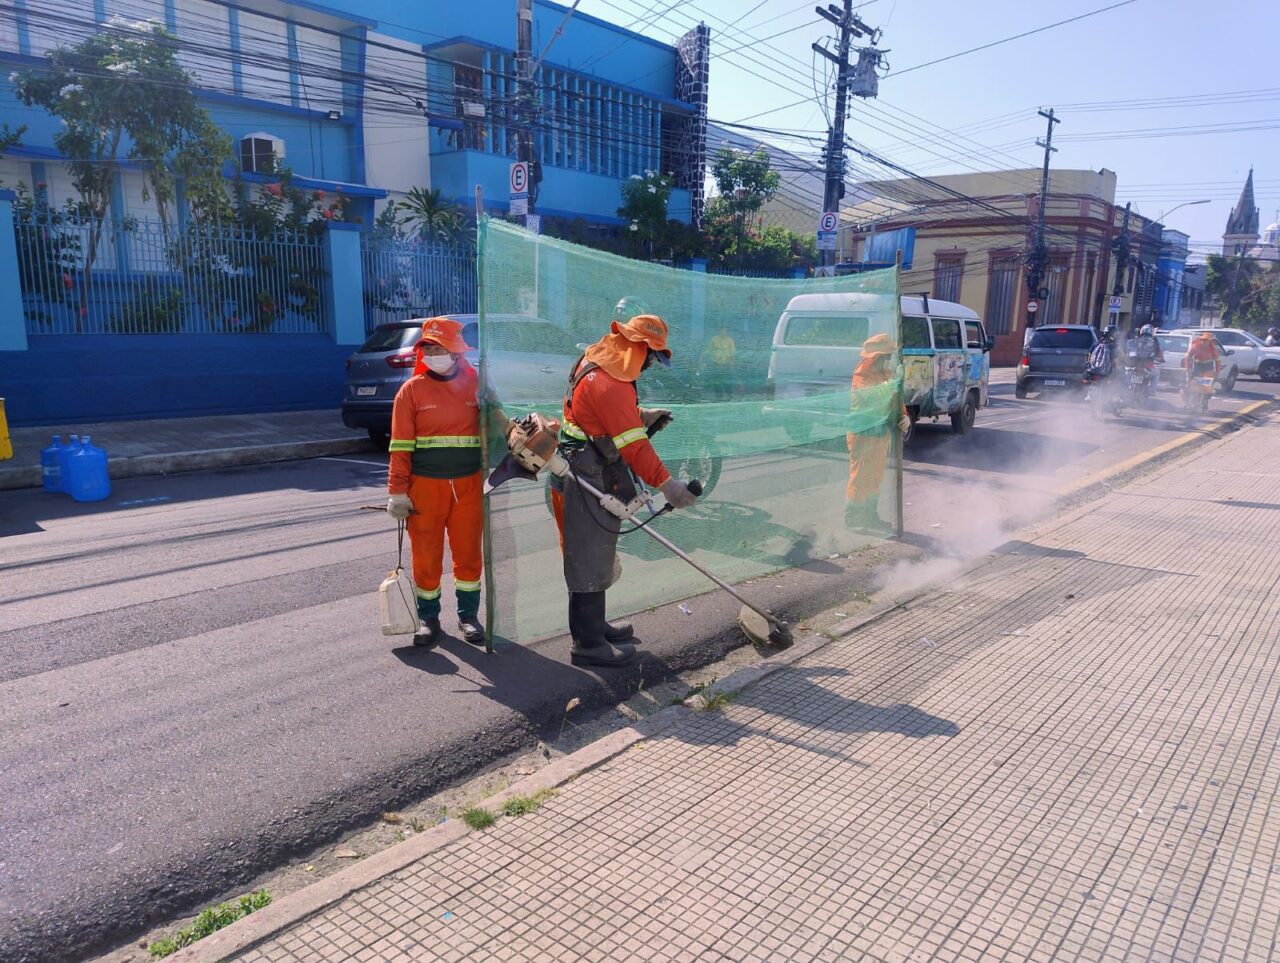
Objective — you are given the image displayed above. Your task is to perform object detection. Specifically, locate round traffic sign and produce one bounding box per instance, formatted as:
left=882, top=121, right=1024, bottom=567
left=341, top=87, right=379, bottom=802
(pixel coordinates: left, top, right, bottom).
left=1027, top=301, right=1039, bottom=313
left=818, top=211, right=838, bottom=232
left=510, top=163, right=528, bottom=193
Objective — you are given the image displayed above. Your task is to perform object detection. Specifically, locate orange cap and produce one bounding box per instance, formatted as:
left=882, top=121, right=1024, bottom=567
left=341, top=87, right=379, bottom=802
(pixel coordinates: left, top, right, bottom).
left=611, top=313, right=671, bottom=363
left=1198, top=330, right=1214, bottom=341
left=414, top=316, right=470, bottom=354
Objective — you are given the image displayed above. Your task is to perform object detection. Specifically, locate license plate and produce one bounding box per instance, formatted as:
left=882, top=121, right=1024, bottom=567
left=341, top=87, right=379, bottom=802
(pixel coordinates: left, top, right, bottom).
left=1044, top=379, right=1066, bottom=386
left=356, top=385, right=377, bottom=397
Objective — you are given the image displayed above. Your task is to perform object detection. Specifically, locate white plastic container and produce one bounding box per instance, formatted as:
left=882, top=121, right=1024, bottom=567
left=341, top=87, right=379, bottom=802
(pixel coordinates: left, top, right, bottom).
left=380, top=568, right=420, bottom=636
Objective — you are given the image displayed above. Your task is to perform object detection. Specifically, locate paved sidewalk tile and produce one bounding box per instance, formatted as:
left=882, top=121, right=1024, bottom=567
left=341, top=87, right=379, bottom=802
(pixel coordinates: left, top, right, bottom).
left=231, top=415, right=1280, bottom=963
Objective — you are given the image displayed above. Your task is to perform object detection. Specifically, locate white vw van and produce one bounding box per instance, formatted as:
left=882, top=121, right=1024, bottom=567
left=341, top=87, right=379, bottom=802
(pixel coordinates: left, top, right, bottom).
left=765, top=293, right=993, bottom=437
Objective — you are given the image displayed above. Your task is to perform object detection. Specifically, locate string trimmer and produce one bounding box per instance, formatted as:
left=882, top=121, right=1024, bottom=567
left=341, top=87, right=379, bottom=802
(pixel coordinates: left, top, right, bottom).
left=487, top=413, right=794, bottom=649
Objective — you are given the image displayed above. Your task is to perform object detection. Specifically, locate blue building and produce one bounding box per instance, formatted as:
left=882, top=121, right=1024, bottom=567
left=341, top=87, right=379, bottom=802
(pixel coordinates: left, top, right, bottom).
left=0, top=0, right=709, bottom=231
left=1153, top=228, right=1190, bottom=327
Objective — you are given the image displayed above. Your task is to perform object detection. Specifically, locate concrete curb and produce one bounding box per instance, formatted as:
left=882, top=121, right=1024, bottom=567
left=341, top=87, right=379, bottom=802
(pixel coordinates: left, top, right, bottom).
left=162, top=399, right=1276, bottom=963
left=0, top=438, right=374, bottom=491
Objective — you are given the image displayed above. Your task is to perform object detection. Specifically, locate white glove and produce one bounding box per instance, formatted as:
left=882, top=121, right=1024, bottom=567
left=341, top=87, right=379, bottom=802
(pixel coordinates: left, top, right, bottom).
left=641, top=408, right=674, bottom=435
left=387, top=493, right=413, bottom=520
left=898, top=414, right=912, bottom=434
left=660, top=478, right=697, bottom=510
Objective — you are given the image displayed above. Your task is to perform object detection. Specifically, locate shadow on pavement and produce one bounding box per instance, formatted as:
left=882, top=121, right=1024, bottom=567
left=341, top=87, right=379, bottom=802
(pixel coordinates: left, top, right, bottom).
left=908, top=427, right=1099, bottom=474
left=665, top=665, right=960, bottom=764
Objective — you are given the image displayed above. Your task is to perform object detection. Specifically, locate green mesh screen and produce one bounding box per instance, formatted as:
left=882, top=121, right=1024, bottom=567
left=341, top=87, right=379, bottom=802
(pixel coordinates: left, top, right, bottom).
left=478, top=218, right=902, bottom=643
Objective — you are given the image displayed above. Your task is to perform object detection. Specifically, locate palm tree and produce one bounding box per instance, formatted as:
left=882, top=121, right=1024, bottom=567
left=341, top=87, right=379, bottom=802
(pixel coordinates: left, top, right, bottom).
left=396, top=187, right=459, bottom=243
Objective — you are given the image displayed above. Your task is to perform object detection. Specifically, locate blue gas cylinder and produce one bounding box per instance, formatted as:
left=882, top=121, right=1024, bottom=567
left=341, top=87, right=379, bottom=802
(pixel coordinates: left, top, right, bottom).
left=67, top=435, right=111, bottom=503
left=57, top=435, right=81, bottom=494
left=40, top=435, right=64, bottom=493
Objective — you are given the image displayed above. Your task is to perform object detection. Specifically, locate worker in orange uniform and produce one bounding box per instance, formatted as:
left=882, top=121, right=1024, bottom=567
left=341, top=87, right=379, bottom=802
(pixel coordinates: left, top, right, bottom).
left=386, top=317, right=507, bottom=649
left=550, top=311, right=698, bottom=667
left=846, top=333, right=909, bottom=530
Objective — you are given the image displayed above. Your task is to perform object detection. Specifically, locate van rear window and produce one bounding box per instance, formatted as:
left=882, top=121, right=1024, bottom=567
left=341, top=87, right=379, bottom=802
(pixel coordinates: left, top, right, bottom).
left=1029, top=328, right=1096, bottom=350
left=782, top=314, right=870, bottom=347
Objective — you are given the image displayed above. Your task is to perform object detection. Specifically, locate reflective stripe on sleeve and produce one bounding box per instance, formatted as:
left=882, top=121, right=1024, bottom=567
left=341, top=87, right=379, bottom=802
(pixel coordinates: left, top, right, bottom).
left=388, top=439, right=416, bottom=452
left=415, top=435, right=481, bottom=449
left=612, top=427, right=648, bottom=449
left=560, top=421, right=588, bottom=441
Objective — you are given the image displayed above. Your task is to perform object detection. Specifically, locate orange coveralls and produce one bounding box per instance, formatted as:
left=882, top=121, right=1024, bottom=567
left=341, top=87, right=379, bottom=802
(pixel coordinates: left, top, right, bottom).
left=846, top=338, right=905, bottom=508
left=388, top=362, right=486, bottom=619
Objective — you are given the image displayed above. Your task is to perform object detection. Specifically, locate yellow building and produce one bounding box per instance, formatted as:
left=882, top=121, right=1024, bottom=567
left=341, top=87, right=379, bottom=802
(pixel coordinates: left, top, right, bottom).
left=844, top=169, right=1157, bottom=365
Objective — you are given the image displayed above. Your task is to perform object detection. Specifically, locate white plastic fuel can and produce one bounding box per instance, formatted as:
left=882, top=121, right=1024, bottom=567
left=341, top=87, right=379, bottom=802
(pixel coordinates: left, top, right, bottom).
left=379, top=520, right=420, bottom=636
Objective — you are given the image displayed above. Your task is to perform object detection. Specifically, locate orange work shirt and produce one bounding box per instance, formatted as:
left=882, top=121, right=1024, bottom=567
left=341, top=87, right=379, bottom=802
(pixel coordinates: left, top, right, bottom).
left=563, top=365, right=670, bottom=488
left=388, top=363, right=484, bottom=492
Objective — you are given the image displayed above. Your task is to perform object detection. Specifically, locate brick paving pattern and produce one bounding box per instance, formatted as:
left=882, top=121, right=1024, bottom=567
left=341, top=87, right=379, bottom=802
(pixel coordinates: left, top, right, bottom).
left=234, top=415, right=1280, bottom=962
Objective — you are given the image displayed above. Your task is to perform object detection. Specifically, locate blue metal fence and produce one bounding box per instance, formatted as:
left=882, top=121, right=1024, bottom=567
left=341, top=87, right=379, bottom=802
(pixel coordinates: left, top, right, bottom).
left=15, top=214, right=330, bottom=335
left=360, top=237, right=477, bottom=333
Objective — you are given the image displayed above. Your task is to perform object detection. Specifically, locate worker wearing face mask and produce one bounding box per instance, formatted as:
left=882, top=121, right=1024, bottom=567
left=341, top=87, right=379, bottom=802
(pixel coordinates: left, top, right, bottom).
left=386, top=317, right=506, bottom=649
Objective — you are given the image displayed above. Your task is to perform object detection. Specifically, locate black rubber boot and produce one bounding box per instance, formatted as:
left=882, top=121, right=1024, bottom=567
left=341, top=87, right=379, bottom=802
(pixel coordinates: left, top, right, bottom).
left=414, top=616, right=443, bottom=649
left=569, top=592, right=636, bottom=667
left=458, top=616, right=485, bottom=647
left=602, top=596, right=635, bottom=644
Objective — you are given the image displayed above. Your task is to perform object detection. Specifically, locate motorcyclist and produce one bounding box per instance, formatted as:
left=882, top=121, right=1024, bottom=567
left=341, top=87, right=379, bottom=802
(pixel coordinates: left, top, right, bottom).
left=1266, top=326, right=1280, bottom=347
left=1184, top=331, right=1221, bottom=408
left=1085, top=325, right=1124, bottom=412
left=1126, top=323, right=1164, bottom=400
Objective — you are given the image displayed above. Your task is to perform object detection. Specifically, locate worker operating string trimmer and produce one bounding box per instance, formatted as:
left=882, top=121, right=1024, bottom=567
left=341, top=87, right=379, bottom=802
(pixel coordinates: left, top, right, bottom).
left=488, top=307, right=793, bottom=666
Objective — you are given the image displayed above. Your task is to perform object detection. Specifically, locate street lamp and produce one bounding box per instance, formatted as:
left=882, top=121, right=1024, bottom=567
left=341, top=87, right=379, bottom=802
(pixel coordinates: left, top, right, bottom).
left=1158, top=199, right=1210, bottom=222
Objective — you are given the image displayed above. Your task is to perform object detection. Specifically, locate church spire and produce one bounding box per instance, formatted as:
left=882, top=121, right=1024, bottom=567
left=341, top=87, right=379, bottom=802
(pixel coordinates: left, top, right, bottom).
left=1225, top=168, right=1259, bottom=237
left=1223, top=168, right=1261, bottom=255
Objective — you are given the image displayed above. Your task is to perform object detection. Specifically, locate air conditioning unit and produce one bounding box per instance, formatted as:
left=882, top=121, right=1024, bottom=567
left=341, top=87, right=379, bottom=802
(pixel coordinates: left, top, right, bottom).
left=462, top=102, right=485, bottom=118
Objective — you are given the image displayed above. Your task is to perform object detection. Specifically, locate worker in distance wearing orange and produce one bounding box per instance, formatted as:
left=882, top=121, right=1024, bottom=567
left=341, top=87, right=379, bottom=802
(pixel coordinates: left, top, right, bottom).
left=386, top=317, right=507, bottom=649
left=846, top=332, right=910, bottom=530
left=551, top=306, right=698, bottom=667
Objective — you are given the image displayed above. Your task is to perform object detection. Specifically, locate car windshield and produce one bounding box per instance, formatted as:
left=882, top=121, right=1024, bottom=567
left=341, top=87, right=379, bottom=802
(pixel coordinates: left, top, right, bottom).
left=358, top=325, right=420, bottom=353
left=1159, top=336, right=1189, bottom=353
left=1029, top=328, right=1095, bottom=350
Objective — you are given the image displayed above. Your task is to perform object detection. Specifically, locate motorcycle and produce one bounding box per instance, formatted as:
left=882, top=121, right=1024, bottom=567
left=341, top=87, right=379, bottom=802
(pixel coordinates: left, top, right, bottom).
left=1183, top=368, right=1215, bottom=414
left=1125, top=361, right=1157, bottom=406
left=1086, top=368, right=1125, bottom=419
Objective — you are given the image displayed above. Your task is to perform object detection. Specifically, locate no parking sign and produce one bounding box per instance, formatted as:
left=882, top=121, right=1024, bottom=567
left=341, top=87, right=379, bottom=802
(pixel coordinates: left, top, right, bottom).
left=510, top=162, right=529, bottom=216
left=817, top=210, right=838, bottom=251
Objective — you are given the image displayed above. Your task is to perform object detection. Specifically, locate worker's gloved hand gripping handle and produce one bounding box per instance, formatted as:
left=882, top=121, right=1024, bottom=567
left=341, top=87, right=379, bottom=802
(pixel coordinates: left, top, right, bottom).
left=641, top=407, right=673, bottom=436
left=660, top=477, right=698, bottom=510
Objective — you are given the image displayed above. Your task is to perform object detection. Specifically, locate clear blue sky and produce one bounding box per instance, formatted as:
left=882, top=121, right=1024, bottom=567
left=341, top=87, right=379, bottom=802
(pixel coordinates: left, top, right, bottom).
left=577, top=0, right=1280, bottom=257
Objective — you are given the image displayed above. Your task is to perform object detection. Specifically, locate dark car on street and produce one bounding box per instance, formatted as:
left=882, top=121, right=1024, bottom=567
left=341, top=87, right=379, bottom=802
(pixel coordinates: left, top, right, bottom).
left=1015, top=325, right=1099, bottom=399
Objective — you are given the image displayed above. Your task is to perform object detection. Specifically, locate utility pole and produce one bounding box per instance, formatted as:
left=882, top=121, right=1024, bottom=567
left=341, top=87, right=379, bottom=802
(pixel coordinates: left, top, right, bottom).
left=1024, top=107, right=1058, bottom=332
left=813, top=2, right=883, bottom=274
left=1109, top=201, right=1132, bottom=328
left=515, top=0, right=541, bottom=220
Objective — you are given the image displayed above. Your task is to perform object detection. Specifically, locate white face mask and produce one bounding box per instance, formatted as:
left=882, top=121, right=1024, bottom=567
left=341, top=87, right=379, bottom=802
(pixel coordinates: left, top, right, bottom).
left=424, top=354, right=455, bottom=375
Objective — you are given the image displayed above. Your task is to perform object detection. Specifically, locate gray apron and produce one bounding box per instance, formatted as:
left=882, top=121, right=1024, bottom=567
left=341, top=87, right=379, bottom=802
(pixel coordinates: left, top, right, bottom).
left=556, top=444, right=625, bottom=593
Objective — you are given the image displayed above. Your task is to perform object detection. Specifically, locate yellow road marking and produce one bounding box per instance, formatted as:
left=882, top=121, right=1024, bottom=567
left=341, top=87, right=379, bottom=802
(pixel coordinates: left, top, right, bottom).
left=1056, top=400, right=1271, bottom=498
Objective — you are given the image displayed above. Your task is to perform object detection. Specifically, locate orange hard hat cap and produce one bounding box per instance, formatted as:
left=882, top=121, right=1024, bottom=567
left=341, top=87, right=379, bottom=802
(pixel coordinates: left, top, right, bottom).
left=414, top=316, right=471, bottom=354
left=611, top=313, right=672, bottom=364
left=861, top=332, right=896, bottom=357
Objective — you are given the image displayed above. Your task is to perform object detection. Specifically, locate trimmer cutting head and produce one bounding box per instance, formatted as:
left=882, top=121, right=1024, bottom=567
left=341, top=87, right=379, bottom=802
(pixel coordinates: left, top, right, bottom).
left=738, top=606, right=794, bottom=650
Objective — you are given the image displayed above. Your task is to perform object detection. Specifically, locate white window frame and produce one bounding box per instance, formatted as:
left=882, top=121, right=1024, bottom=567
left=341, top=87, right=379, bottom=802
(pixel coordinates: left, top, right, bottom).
left=239, top=133, right=285, bottom=174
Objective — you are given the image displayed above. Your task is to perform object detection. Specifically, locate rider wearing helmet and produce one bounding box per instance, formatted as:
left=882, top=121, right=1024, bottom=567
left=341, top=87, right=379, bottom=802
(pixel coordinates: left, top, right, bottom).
left=1088, top=325, right=1121, bottom=383
left=1128, top=323, right=1164, bottom=397
left=1266, top=326, right=1280, bottom=347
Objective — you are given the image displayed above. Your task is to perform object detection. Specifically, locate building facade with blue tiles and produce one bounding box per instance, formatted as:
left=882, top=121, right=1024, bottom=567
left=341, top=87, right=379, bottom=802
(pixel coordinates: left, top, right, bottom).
left=0, top=0, right=709, bottom=229
left=0, top=0, right=710, bottom=425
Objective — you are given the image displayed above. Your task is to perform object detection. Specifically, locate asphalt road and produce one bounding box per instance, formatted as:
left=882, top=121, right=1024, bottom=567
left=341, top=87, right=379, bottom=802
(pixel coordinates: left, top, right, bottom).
left=2, top=374, right=1275, bottom=962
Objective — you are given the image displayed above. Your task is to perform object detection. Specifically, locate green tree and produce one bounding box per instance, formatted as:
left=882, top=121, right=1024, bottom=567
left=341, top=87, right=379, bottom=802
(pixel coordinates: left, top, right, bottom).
left=710, top=147, right=781, bottom=267
left=1206, top=254, right=1280, bottom=329
left=0, top=123, right=25, bottom=157
left=11, top=21, right=229, bottom=319
left=618, top=170, right=672, bottom=259
left=396, top=186, right=461, bottom=242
